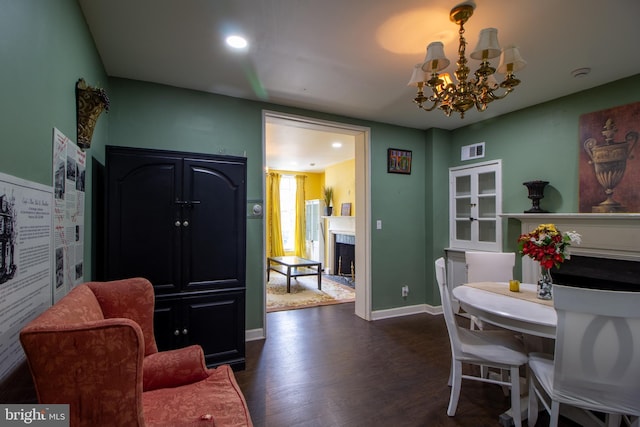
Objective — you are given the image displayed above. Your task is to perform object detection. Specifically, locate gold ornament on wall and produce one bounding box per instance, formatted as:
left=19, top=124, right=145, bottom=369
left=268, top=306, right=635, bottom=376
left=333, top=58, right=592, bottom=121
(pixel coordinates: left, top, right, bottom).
left=75, top=78, right=110, bottom=149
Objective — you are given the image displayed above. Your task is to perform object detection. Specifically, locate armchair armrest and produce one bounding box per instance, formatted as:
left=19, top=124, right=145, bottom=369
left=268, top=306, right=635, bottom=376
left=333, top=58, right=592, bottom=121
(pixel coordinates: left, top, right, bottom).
left=142, top=345, right=210, bottom=391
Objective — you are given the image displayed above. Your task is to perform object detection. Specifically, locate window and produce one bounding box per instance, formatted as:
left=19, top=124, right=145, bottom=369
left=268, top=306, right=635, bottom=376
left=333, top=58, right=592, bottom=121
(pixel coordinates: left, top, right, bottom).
left=279, top=175, right=296, bottom=252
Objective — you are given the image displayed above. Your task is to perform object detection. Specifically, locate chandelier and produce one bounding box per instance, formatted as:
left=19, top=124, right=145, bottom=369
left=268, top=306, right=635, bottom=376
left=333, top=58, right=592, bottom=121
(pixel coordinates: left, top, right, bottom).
left=408, top=3, right=526, bottom=118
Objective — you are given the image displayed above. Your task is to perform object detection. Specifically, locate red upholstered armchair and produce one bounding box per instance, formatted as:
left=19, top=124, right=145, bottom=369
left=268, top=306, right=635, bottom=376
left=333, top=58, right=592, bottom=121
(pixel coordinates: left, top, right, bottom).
left=20, top=278, right=252, bottom=427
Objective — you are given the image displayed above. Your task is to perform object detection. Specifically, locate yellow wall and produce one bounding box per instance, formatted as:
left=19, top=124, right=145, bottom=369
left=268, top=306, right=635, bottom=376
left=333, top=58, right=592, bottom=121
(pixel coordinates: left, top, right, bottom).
left=270, top=170, right=324, bottom=201
left=324, top=159, right=355, bottom=216
left=304, top=173, right=323, bottom=200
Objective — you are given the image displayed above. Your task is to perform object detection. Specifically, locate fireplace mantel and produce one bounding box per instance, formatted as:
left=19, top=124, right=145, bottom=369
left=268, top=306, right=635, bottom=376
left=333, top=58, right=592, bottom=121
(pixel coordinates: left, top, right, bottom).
left=324, top=216, right=355, bottom=235
left=502, top=213, right=640, bottom=283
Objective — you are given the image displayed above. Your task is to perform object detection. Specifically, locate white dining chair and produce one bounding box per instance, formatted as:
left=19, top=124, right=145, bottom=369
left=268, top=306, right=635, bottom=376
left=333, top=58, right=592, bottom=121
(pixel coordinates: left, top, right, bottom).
left=465, top=251, right=516, bottom=283
left=528, top=284, right=640, bottom=427
left=435, top=257, right=528, bottom=427
left=464, top=251, right=516, bottom=329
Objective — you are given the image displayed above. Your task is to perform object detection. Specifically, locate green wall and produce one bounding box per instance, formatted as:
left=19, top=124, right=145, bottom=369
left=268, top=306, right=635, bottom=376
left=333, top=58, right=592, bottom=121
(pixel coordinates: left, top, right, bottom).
left=424, top=128, right=452, bottom=305
left=0, top=0, right=108, bottom=279
left=368, top=124, right=427, bottom=310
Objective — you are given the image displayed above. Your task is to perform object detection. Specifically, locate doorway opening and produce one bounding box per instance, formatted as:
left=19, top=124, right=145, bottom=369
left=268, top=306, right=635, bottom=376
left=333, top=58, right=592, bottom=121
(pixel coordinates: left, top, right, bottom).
left=262, top=111, right=371, bottom=330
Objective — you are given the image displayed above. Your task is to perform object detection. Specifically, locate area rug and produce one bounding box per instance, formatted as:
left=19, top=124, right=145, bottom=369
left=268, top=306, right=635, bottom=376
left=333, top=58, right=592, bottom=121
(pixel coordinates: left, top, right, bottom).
left=266, top=275, right=356, bottom=312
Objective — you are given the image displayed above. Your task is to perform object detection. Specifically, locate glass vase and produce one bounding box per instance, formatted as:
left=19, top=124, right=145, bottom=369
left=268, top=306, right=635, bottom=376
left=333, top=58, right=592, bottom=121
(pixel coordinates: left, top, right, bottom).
left=537, top=266, right=553, bottom=300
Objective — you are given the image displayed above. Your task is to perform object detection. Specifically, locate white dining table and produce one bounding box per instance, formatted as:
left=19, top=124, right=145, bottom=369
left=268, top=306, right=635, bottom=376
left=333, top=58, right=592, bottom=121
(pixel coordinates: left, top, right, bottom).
left=452, top=282, right=557, bottom=339
left=452, top=282, right=604, bottom=427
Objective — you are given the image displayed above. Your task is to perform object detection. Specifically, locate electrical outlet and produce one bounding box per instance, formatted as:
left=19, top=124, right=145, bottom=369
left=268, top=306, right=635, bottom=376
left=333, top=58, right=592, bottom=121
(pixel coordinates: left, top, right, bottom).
left=401, top=285, right=409, bottom=297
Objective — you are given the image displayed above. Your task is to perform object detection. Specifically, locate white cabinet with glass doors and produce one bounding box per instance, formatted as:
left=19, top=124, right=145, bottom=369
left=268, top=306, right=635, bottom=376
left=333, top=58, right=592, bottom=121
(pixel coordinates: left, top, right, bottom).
left=449, top=160, right=502, bottom=251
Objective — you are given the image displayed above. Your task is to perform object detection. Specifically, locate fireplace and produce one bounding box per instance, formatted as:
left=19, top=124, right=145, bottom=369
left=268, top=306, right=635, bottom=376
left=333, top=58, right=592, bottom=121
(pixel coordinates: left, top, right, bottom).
left=503, top=213, right=640, bottom=290
left=552, top=255, right=640, bottom=291
left=325, top=216, right=355, bottom=275
left=334, top=234, right=355, bottom=276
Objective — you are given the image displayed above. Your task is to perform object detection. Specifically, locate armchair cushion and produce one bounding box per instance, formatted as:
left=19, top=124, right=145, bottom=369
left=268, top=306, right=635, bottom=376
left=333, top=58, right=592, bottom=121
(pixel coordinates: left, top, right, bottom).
left=143, top=345, right=210, bottom=391
left=143, top=364, right=252, bottom=427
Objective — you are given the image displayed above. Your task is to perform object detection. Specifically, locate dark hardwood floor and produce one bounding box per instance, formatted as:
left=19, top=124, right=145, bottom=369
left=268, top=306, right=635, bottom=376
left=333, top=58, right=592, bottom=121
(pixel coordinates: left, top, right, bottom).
left=234, top=302, right=579, bottom=427
left=2, top=301, right=580, bottom=427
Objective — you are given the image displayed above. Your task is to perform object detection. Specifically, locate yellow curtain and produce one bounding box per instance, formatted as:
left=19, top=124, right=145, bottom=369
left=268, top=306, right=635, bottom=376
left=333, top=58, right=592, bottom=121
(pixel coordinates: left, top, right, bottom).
left=266, top=172, right=284, bottom=258
left=294, top=175, right=306, bottom=257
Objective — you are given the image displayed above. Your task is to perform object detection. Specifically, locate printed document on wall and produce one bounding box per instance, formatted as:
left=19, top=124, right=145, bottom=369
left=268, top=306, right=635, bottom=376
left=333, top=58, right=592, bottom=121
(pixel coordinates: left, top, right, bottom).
left=52, top=128, right=85, bottom=301
left=0, top=171, right=52, bottom=381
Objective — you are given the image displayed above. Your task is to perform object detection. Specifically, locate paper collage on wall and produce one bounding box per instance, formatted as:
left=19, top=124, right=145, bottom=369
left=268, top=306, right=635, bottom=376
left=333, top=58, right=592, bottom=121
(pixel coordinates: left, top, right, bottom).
left=52, top=128, right=85, bottom=301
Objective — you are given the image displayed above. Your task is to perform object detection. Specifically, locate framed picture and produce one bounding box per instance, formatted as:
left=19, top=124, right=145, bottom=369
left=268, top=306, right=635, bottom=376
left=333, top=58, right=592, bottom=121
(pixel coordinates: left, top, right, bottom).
left=387, top=148, right=412, bottom=174
left=579, top=101, right=640, bottom=213
left=341, top=202, right=351, bottom=216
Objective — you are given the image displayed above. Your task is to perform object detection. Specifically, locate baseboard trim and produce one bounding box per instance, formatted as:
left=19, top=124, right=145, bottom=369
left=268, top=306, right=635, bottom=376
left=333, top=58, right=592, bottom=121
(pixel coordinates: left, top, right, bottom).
left=246, top=304, right=443, bottom=338
left=371, top=304, right=442, bottom=320
left=245, top=328, right=265, bottom=341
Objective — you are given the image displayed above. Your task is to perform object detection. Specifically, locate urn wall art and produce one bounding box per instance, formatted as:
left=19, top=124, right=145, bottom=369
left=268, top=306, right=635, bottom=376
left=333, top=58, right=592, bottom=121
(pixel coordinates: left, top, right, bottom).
left=579, top=102, right=639, bottom=213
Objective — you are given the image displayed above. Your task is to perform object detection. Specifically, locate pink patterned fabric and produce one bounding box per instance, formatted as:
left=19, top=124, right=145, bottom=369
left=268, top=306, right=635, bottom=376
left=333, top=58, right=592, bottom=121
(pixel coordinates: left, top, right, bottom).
left=143, top=345, right=209, bottom=391
left=88, top=277, right=159, bottom=355
left=143, top=365, right=253, bottom=427
left=20, top=293, right=146, bottom=426
left=20, top=279, right=252, bottom=427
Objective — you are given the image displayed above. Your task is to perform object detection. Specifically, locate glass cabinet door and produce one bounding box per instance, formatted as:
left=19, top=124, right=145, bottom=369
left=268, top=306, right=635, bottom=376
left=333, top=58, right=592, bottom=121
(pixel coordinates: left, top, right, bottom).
left=454, top=175, right=472, bottom=241
left=449, top=160, right=502, bottom=251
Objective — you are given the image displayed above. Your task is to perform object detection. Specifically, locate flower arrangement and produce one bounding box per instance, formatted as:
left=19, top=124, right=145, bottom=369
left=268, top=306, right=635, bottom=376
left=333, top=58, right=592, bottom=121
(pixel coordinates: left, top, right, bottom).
left=517, top=223, right=581, bottom=270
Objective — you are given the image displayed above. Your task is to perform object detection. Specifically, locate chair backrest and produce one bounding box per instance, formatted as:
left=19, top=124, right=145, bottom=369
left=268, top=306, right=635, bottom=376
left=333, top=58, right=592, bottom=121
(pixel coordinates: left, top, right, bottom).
left=87, top=277, right=158, bottom=355
left=552, top=284, right=640, bottom=416
left=435, top=257, right=462, bottom=358
left=465, top=251, right=515, bottom=282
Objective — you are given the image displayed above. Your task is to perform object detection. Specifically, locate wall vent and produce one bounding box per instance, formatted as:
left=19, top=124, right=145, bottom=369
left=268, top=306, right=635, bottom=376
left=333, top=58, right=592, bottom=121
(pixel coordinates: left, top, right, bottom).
left=461, top=142, right=485, bottom=161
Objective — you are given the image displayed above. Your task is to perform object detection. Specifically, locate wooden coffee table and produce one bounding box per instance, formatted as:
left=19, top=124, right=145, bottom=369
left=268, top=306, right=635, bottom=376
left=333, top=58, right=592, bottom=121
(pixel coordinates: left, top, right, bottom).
left=267, top=256, right=322, bottom=293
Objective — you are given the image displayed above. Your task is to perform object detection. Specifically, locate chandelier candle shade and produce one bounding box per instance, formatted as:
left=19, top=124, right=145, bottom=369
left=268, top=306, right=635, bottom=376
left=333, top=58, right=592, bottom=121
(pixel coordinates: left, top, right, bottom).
left=517, top=224, right=581, bottom=300
left=408, top=3, right=526, bottom=118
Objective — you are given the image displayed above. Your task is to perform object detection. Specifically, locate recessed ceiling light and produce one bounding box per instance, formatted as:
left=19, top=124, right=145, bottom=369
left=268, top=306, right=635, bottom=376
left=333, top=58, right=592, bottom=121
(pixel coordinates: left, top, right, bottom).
left=332, top=142, right=342, bottom=148
left=226, top=35, right=248, bottom=49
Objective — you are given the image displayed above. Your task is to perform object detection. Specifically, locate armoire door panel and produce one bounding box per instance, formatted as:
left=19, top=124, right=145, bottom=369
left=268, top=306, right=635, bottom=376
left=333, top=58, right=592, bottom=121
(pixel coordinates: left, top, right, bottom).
left=106, top=149, right=182, bottom=293
left=183, top=291, right=245, bottom=369
left=182, top=159, right=246, bottom=292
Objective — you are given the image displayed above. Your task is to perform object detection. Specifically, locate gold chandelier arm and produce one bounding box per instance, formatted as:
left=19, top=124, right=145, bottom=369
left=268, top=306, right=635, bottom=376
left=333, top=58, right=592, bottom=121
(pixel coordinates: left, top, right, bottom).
left=486, top=86, right=514, bottom=101
left=419, top=98, right=441, bottom=112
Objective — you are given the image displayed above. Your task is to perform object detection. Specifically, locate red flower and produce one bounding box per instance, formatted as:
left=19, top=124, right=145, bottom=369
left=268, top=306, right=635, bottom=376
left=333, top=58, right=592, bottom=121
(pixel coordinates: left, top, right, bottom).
left=517, top=224, right=578, bottom=270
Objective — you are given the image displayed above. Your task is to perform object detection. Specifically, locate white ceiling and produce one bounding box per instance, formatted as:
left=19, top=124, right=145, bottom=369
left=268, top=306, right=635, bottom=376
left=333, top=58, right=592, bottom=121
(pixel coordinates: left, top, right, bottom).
left=265, top=115, right=356, bottom=173
left=78, top=0, right=640, bottom=171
